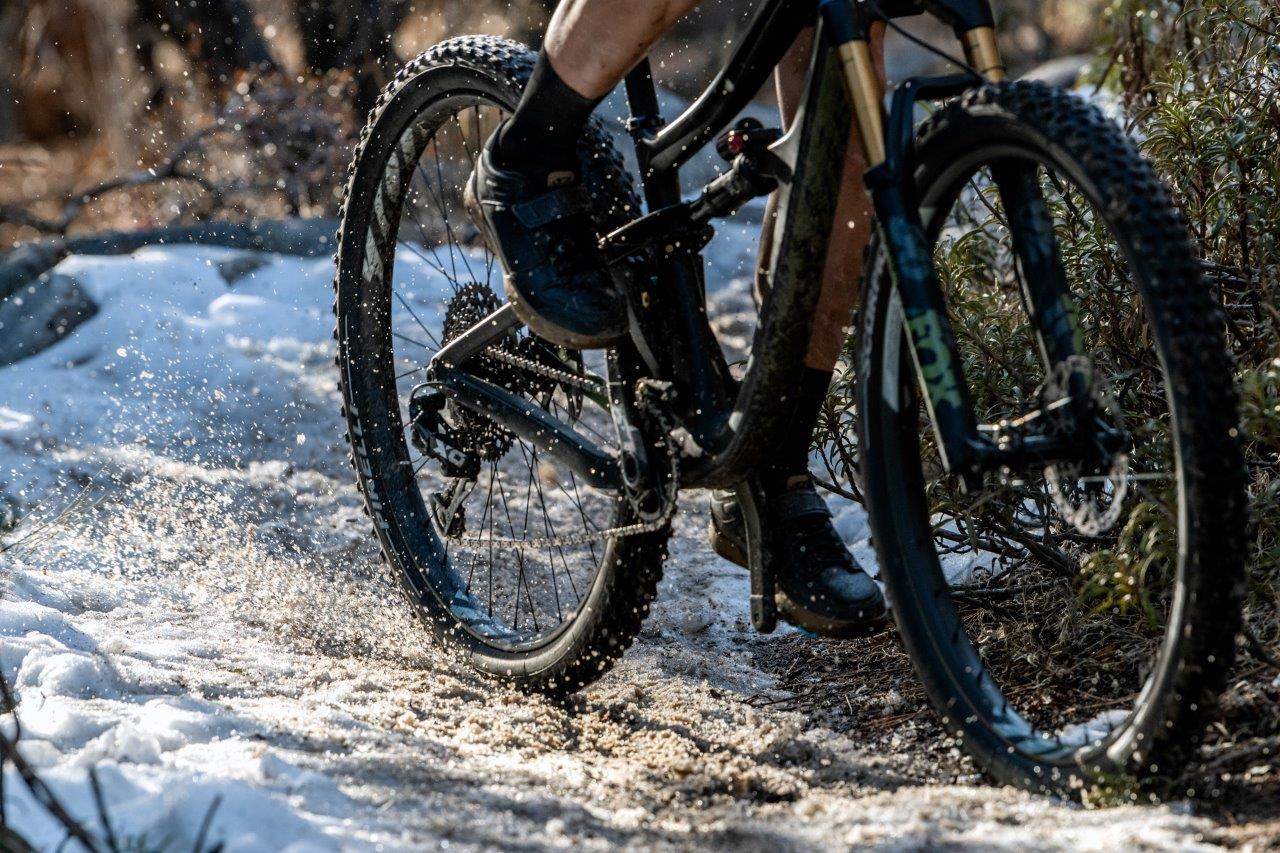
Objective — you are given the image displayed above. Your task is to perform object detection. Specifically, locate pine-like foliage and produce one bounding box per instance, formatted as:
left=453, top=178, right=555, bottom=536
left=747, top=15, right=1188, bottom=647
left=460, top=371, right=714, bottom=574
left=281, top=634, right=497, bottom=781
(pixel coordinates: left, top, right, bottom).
left=1103, top=0, right=1278, bottom=614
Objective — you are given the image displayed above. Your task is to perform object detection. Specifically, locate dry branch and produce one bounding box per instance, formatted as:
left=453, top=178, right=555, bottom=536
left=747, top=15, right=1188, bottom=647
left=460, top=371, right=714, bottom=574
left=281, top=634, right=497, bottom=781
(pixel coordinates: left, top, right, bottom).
left=0, top=673, right=104, bottom=853
left=0, top=80, right=349, bottom=239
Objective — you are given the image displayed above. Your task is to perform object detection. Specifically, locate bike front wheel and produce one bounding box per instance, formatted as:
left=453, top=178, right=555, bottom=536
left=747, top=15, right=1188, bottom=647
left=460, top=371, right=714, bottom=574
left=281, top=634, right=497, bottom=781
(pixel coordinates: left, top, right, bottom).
left=857, top=81, right=1247, bottom=797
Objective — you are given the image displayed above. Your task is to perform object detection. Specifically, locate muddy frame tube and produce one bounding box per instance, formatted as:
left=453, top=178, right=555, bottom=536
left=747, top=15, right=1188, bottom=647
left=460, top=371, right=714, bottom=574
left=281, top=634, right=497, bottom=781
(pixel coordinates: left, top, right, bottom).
left=623, top=12, right=858, bottom=488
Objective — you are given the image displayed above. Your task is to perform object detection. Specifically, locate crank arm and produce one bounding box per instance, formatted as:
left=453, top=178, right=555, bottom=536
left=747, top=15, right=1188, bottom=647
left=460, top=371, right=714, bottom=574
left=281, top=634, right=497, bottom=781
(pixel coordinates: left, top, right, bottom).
left=430, top=365, right=621, bottom=490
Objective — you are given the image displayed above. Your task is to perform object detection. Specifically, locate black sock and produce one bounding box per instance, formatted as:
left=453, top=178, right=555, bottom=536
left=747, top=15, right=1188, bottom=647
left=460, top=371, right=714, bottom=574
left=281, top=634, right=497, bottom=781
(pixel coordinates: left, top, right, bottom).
left=496, top=50, right=603, bottom=178
left=763, top=367, right=833, bottom=493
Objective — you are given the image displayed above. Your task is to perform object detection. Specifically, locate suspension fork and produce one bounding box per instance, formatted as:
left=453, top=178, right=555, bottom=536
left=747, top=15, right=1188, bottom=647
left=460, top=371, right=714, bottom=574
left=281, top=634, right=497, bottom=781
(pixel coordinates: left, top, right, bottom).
left=990, top=160, right=1093, bottom=421
left=819, top=0, right=1006, bottom=487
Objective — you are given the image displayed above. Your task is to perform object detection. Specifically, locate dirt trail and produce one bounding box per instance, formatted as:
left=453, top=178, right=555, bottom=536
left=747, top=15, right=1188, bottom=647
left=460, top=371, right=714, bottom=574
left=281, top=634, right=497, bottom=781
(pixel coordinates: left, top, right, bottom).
left=7, top=459, right=1229, bottom=849
left=1, top=246, right=1270, bottom=849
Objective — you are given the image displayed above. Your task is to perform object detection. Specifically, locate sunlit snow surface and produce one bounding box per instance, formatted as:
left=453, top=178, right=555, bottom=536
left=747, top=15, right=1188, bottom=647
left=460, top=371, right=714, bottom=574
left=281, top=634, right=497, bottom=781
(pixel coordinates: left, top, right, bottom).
left=0, top=233, right=1217, bottom=849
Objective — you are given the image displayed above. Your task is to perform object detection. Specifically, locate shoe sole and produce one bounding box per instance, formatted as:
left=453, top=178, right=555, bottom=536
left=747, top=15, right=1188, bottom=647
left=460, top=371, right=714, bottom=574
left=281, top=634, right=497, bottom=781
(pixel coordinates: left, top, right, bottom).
left=708, top=518, right=750, bottom=568
left=775, top=593, right=890, bottom=640
left=709, top=517, right=890, bottom=639
left=464, top=173, right=626, bottom=351
left=501, top=274, right=626, bottom=350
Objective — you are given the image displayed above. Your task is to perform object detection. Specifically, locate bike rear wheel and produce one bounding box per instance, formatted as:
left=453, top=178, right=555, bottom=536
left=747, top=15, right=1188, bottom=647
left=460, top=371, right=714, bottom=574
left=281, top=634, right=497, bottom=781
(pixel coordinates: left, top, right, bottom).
left=857, top=82, right=1247, bottom=797
left=333, top=36, right=669, bottom=694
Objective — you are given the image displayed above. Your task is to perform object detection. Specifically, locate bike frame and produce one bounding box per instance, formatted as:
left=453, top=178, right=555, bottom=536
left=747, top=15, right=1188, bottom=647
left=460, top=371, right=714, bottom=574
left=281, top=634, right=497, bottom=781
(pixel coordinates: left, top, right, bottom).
left=614, top=0, right=1011, bottom=485
left=440, top=0, right=1003, bottom=468
left=434, top=0, right=1105, bottom=626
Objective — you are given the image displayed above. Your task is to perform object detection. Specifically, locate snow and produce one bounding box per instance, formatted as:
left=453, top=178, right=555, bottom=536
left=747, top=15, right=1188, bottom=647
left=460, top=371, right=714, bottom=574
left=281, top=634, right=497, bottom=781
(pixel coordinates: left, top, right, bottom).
left=0, top=233, right=1221, bottom=849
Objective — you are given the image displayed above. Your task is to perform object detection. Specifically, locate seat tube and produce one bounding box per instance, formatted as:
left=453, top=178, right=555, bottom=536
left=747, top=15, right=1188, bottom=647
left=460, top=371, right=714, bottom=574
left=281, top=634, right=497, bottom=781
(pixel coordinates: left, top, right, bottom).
left=623, top=59, right=681, bottom=211
left=621, top=59, right=734, bottom=452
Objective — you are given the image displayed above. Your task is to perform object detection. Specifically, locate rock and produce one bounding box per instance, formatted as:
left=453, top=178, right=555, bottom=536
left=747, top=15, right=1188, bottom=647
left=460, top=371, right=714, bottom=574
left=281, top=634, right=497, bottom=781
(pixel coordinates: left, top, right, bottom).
left=216, top=251, right=271, bottom=285
left=0, top=239, right=69, bottom=302
left=0, top=272, right=98, bottom=366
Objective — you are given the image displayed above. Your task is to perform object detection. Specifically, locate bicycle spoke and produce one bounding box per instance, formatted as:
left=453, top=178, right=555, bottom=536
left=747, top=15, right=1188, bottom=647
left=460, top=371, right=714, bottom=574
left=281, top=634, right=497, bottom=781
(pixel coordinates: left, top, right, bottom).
left=359, top=88, right=646, bottom=656
left=396, top=364, right=427, bottom=380
left=393, top=330, right=435, bottom=351
left=430, top=141, right=480, bottom=286
left=398, top=229, right=461, bottom=291
left=405, top=167, right=467, bottom=291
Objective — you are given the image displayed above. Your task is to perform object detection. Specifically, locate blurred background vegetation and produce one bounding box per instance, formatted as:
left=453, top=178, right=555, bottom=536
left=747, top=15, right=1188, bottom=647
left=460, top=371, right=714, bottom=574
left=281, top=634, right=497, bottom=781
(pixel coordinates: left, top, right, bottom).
left=0, top=0, right=1111, bottom=241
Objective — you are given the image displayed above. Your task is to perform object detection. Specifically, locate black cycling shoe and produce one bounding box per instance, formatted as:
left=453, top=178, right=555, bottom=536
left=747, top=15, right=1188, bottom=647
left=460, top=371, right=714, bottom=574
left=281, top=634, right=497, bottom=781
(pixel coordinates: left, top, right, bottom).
left=463, top=130, right=627, bottom=349
left=709, top=481, right=888, bottom=638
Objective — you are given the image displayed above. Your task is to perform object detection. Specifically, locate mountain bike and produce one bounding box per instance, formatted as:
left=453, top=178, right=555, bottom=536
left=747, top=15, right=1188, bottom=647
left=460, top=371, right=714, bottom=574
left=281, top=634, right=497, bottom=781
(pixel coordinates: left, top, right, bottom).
left=333, top=0, right=1247, bottom=796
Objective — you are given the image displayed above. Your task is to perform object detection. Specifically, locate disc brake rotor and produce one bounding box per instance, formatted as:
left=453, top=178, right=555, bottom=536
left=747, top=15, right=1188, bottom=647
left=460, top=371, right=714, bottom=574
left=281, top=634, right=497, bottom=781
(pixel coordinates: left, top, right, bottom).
left=1043, top=356, right=1130, bottom=537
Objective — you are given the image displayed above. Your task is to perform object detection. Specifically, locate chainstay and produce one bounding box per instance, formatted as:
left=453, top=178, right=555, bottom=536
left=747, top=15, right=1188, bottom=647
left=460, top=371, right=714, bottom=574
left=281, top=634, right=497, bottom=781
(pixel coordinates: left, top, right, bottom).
left=438, top=369, right=679, bottom=550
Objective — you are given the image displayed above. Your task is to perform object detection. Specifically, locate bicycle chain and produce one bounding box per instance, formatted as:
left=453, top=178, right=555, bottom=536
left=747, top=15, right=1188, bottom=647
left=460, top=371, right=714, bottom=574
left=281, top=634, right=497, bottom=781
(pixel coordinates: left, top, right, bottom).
left=481, top=345, right=605, bottom=395
left=435, top=355, right=679, bottom=550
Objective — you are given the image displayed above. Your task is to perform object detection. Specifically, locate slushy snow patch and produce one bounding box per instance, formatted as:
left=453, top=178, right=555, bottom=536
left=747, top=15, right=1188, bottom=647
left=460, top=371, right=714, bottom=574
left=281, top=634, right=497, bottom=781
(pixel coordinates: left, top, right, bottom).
left=0, top=240, right=1221, bottom=849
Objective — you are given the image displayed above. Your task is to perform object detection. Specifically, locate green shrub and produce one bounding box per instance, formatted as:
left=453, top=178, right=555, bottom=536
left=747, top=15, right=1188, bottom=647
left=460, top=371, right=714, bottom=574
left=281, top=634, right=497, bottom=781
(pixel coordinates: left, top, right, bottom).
left=1102, top=0, right=1279, bottom=631
left=809, top=4, right=1278, bottom=744
left=820, top=0, right=1277, bottom=638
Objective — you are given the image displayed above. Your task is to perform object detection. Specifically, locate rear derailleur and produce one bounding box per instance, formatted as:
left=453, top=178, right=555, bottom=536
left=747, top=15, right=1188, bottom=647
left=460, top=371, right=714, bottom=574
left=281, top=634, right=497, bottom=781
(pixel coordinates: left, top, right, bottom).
left=408, top=385, right=478, bottom=537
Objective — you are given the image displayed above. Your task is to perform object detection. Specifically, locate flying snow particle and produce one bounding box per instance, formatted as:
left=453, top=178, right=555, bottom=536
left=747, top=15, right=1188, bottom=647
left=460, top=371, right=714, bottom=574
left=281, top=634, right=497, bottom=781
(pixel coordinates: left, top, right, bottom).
left=296, top=434, right=306, bottom=445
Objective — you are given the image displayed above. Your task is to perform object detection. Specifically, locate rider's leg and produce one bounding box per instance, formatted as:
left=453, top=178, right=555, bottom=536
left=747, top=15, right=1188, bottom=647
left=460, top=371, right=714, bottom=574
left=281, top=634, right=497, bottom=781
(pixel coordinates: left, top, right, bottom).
left=496, top=0, right=701, bottom=176
left=709, top=25, right=888, bottom=637
left=757, top=25, right=885, bottom=491
left=466, top=0, right=701, bottom=348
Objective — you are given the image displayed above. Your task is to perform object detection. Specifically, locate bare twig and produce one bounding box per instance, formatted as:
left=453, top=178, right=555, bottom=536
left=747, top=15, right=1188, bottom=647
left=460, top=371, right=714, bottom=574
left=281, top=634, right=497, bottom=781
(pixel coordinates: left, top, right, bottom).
left=0, top=673, right=104, bottom=853
left=814, top=476, right=859, bottom=503
left=0, top=80, right=350, bottom=238
left=0, top=471, right=114, bottom=558
left=87, top=769, right=121, bottom=853
left=192, top=794, right=224, bottom=853
left=1242, top=622, right=1280, bottom=671
left=0, top=121, right=230, bottom=236
left=951, top=579, right=1063, bottom=602
left=0, top=204, right=61, bottom=234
